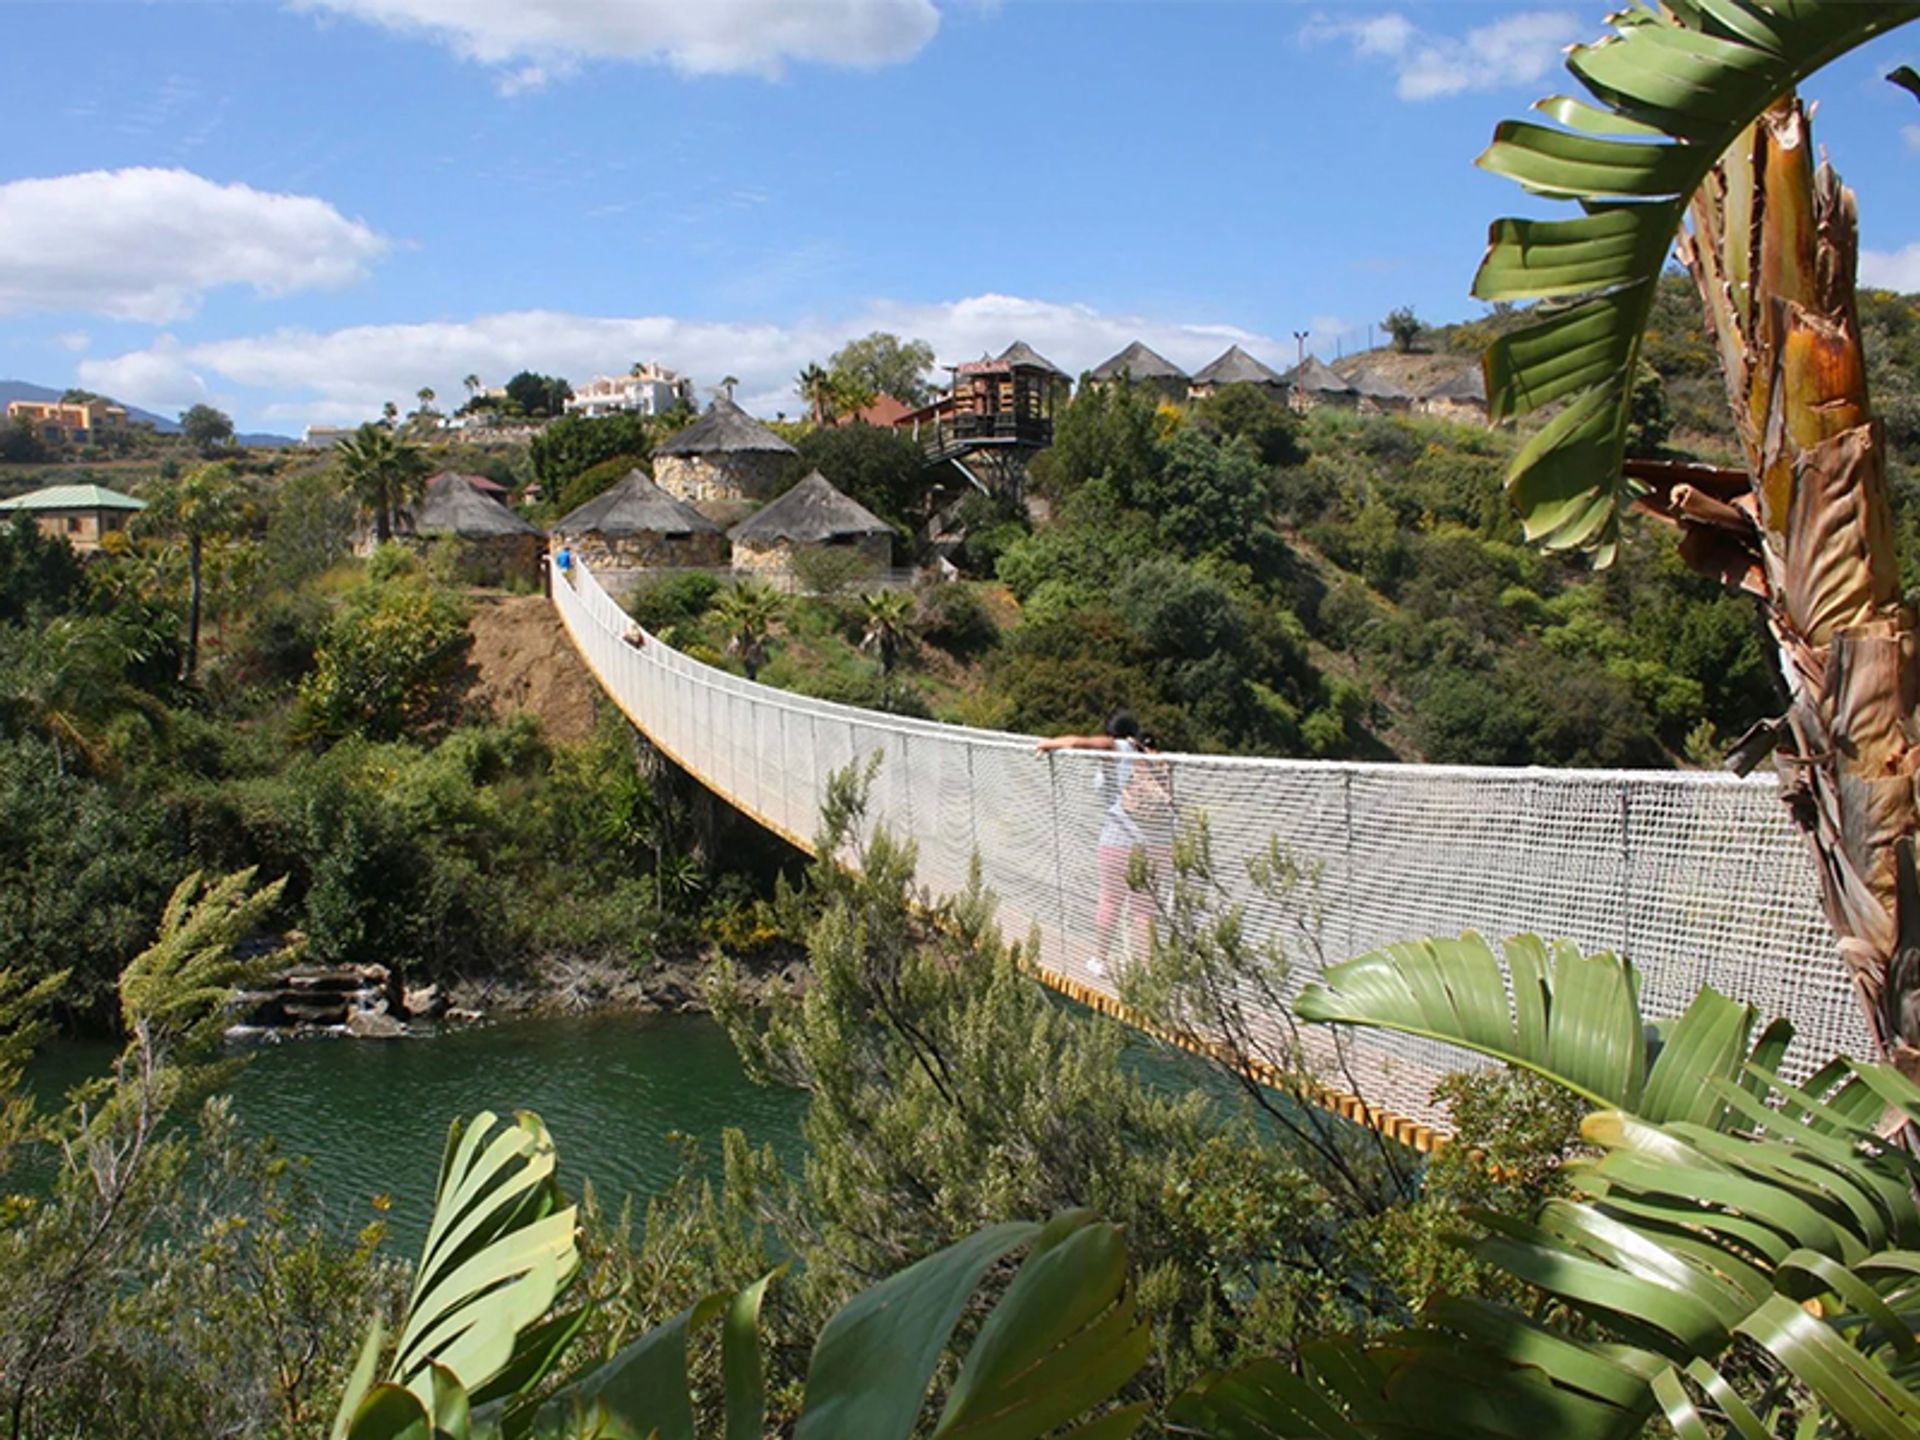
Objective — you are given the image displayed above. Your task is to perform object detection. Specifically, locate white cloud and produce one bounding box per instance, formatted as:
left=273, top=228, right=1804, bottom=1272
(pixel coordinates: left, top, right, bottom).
left=0, top=168, right=389, bottom=323
left=1862, top=243, right=1920, bottom=292
left=77, top=336, right=212, bottom=413
left=80, top=294, right=1299, bottom=428
left=295, top=0, right=942, bottom=85
left=1904, top=123, right=1920, bottom=154
left=1305, top=9, right=1583, bottom=101
left=56, top=331, right=90, bottom=353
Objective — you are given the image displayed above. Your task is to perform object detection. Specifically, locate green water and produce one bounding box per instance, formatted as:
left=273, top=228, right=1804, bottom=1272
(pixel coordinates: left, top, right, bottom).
left=35, top=1013, right=809, bottom=1250
left=32, top=1003, right=1366, bottom=1257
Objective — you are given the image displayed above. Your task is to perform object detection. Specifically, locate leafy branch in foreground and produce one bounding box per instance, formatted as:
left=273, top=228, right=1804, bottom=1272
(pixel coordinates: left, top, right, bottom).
left=0, top=868, right=290, bottom=1440
left=1169, top=935, right=1920, bottom=1439
left=1478, top=0, right=1920, bottom=1069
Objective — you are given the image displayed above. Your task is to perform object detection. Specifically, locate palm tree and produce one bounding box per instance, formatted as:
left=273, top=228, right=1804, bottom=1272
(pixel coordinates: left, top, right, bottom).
left=0, top=618, right=163, bottom=775
left=136, top=462, right=251, bottom=682
left=462, top=373, right=480, bottom=397
left=1473, top=1, right=1920, bottom=1062
left=334, top=422, right=431, bottom=544
left=860, top=589, right=916, bottom=708
left=415, top=386, right=436, bottom=412
left=797, top=363, right=836, bottom=425
left=720, top=374, right=739, bottom=400
left=713, top=581, right=783, bottom=681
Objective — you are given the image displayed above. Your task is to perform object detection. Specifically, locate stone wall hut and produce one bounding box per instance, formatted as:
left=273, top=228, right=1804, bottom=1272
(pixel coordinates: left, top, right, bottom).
left=550, top=468, right=727, bottom=570
left=651, top=396, right=798, bottom=526
left=1281, top=355, right=1359, bottom=412
left=728, top=471, right=893, bottom=586
left=1088, top=341, right=1190, bottom=401
left=1419, top=367, right=1488, bottom=423
left=395, top=473, right=545, bottom=584
left=1188, top=345, right=1288, bottom=402
left=0, top=483, right=143, bottom=553
left=1347, top=366, right=1414, bottom=415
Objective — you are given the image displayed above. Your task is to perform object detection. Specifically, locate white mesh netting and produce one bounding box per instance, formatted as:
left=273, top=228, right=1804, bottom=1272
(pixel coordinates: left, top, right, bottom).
left=553, top=559, right=1870, bottom=1134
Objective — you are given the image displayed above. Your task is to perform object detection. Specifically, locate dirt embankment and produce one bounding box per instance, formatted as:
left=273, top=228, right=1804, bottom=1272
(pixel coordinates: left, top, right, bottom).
left=465, top=592, right=601, bottom=743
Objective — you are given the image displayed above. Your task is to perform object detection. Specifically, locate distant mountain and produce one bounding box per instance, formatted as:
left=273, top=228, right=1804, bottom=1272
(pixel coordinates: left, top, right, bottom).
left=0, top=379, right=295, bottom=448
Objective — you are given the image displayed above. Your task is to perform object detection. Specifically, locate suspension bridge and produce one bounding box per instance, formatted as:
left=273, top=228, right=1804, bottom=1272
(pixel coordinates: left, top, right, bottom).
left=552, top=558, right=1869, bottom=1143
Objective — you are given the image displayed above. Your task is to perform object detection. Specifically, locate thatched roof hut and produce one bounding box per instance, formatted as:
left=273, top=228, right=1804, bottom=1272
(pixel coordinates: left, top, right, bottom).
left=654, top=396, right=797, bottom=459
left=393, top=472, right=544, bottom=583
left=1190, top=345, right=1287, bottom=396
left=652, top=396, right=798, bottom=521
left=1419, top=366, right=1489, bottom=420
left=405, top=473, right=543, bottom=539
left=1281, top=356, right=1358, bottom=408
left=1089, top=341, right=1189, bottom=391
left=997, top=340, right=1070, bottom=378
left=1346, top=366, right=1414, bottom=412
left=551, top=468, right=726, bottom=568
left=728, top=471, right=893, bottom=584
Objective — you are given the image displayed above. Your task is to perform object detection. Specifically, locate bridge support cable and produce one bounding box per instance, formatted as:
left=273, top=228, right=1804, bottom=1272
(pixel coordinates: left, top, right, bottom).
left=552, top=559, right=1859, bottom=1140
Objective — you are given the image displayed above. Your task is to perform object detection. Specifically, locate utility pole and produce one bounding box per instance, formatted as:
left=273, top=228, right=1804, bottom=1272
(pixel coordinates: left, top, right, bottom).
left=1293, top=330, right=1309, bottom=368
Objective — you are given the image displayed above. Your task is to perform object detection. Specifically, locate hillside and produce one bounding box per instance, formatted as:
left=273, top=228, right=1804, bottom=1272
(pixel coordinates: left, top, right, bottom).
left=0, top=378, right=296, bottom=447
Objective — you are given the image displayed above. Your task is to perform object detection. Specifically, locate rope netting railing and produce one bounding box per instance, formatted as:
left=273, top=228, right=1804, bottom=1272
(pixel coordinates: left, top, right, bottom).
left=551, top=558, right=1871, bottom=1138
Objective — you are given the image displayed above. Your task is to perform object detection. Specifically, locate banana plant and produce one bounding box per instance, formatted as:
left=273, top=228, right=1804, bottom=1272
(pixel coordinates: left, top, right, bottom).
left=1178, top=971, right=1920, bottom=1438
left=1294, top=932, right=1790, bottom=1128
left=332, top=1110, right=584, bottom=1440
left=334, top=1110, right=1149, bottom=1440
left=1477, top=0, right=1920, bottom=1067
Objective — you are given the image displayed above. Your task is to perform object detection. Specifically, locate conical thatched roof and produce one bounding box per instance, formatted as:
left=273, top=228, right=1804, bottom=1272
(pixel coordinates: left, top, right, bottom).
left=728, top=472, right=892, bottom=544
left=1282, top=356, right=1356, bottom=396
left=653, top=396, right=797, bottom=457
left=1090, top=341, right=1188, bottom=384
left=997, top=340, right=1069, bottom=377
left=1347, top=366, right=1412, bottom=402
left=1425, top=367, right=1487, bottom=402
left=405, top=472, right=542, bottom=538
left=553, top=469, right=723, bottom=538
left=1193, top=345, right=1285, bottom=387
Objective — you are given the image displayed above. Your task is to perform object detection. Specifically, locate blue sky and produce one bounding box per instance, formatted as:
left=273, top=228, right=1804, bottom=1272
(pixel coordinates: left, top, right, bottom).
left=7, top=1, right=1920, bottom=433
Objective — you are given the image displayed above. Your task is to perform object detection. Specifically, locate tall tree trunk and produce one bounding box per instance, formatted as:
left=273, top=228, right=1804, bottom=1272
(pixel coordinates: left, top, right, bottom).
left=184, top=534, right=202, bottom=682
left=1657, top=98, right=1920, bottom=1073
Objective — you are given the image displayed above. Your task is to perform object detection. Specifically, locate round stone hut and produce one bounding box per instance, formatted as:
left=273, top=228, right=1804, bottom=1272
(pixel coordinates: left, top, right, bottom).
left=396, top=473, right=545, bottom=584
left=550, top=468, right=726, bottom=570
left=728, top=471, right=894, bottom=586
left=650, top=396, right=798, bottom=525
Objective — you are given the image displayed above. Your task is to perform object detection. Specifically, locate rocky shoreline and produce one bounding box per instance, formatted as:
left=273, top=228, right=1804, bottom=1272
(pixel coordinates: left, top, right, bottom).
left=225, top=950, right=803, bottom=1042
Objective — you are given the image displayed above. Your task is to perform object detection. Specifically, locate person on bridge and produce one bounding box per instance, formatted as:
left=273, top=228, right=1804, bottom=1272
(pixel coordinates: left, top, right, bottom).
left=554, top=544, right=575, bottom=584
left=1035, top=711, right=1173, bottom=976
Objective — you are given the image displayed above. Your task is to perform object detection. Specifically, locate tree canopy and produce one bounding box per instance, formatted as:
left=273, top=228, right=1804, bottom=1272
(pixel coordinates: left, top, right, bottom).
left=827, top=331, right=937, bottom=408
left=178, top=404, right=235, bottom=457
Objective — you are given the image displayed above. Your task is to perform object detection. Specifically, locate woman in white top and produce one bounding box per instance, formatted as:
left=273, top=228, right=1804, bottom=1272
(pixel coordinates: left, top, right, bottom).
left=1035, top=710, right=1170, bottom=974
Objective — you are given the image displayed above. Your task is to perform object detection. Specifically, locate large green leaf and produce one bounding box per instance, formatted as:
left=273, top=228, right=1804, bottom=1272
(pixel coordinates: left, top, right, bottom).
left=390, top=1111, right=580, bottom=1408
left=1475, top=0, right=1920, bottom=560
left=797, top=1212, right=1145, bottom=1440
left=1175, top=1047, right=1920, bottom=1439
left=1294, top=932, right=1746, bottom=1117
left=931, top=1216, right=1149, bottom=1440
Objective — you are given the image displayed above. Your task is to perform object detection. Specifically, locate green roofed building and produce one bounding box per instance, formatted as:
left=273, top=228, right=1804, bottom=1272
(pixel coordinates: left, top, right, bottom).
left=0, top=484, right=144, bottom=553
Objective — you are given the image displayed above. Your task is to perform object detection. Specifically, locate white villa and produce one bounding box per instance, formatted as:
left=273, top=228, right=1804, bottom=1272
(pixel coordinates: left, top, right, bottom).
left=564, top=362, right=695, bottom=419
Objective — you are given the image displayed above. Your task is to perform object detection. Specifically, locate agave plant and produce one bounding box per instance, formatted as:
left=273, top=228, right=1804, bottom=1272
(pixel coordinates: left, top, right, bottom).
left=335, top=1111, right=1150, bottom=1440
left=1475, top=0, right=1920, bottom=1066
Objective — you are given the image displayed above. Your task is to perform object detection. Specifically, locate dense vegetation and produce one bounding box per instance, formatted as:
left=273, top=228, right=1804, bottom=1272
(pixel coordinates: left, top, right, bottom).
left=0, top=503, right=768, bottom=1027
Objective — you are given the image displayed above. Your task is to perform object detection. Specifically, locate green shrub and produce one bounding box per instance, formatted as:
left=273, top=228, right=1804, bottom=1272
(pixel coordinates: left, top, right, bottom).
left=624, top=570, right=722, bottom=632
left=914, top=582, right=999, bottom=658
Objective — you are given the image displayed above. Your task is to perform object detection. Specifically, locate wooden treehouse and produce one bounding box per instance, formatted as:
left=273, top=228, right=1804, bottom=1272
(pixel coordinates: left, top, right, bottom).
left=912, top=342, right=1066, bottom=499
